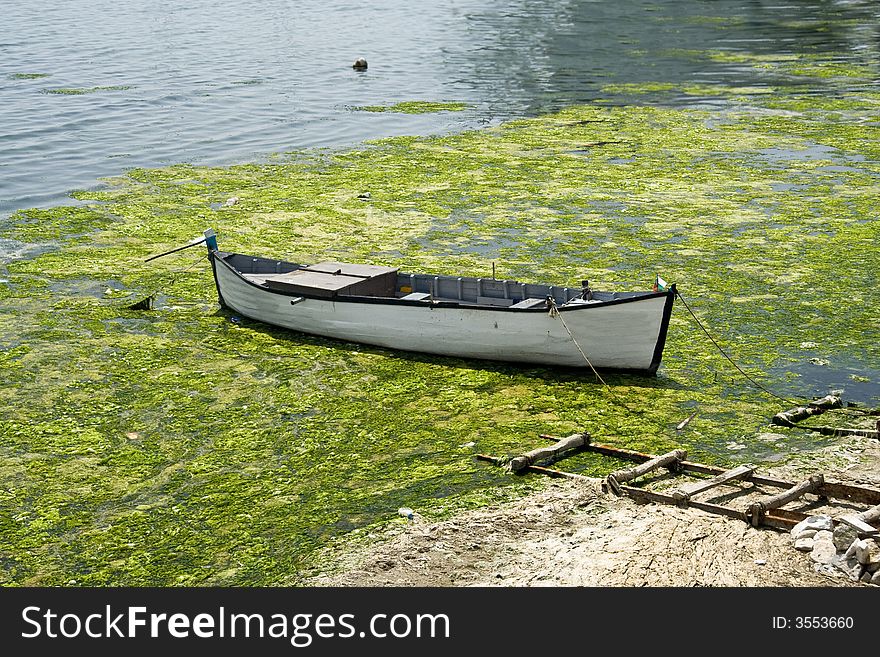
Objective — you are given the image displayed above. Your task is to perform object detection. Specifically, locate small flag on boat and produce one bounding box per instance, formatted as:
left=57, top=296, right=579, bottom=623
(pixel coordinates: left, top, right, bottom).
left=653, top=273, right=668, bottom=292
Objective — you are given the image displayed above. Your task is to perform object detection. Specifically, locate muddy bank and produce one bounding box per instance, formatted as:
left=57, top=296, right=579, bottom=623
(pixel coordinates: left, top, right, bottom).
left=301, top=438, right=880, bottom=587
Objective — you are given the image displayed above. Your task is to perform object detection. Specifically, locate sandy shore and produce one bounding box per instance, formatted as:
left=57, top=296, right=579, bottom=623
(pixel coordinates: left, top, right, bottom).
left=302, top=436, right=880, bottom=587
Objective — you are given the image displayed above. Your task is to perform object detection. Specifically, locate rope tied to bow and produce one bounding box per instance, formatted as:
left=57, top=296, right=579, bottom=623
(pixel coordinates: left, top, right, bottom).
left=546, top=297, right=638, bottom=413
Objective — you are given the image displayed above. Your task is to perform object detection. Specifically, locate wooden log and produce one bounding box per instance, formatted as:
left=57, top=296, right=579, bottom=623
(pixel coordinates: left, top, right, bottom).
left=746, top=475, right=824, bottom=527
left=509, top=432, right=589, bottom=472
left=809, top=394, right=844, bottom=410
left=583, top=440, right=880, bottom=501
left=772, top=395, right=842, bottom=427
left=670, top=464, right=755, bottom=503
left=755, top=474, right=824, bottom=510
left=605, top=449, right=686, bottom=495
left=476, top=454, right=593, bottom=482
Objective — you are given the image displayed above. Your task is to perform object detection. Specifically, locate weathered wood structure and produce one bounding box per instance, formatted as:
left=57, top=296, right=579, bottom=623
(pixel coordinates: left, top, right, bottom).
left=478, top=432, right=880, bottom=533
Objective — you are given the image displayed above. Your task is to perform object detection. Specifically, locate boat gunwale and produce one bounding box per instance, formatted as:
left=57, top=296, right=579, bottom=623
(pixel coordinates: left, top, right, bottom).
left=211, top=250, right=676, bottom=313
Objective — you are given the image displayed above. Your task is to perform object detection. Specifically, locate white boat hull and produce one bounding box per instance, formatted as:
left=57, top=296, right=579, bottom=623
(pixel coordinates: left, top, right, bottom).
left=210, top=252, right=674, bottom=374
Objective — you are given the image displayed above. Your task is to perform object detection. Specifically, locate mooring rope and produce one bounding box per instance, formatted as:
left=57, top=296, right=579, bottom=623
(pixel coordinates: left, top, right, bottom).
left=674, top=290, right=802, bottom=407
left=165, top=252, right=209, bottom=287
left=548, top=298, right=642, bottom=414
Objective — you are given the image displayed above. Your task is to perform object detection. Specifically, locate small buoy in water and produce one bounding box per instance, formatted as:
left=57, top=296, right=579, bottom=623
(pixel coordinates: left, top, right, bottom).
left=352, top=57, right=368, bottom=70
left=398, top=507, right=414, bottom=520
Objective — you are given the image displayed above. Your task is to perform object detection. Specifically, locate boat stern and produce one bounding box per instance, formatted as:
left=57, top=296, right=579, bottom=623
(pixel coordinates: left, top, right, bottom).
left=204, top=228, right=227, bottom=308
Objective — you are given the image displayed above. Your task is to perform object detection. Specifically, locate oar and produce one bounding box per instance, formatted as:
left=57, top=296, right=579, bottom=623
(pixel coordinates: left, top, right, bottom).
left=131, top=236, right=209, bottom=310
left=144, top=237, right=207, bottom=262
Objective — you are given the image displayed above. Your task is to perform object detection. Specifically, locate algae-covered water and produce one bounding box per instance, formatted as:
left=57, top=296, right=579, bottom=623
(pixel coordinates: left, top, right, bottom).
left=1, top=2, right=879, bottom=585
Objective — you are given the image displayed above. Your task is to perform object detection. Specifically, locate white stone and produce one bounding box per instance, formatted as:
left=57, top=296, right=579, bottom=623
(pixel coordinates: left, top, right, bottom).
left=791, top=515, right=833, bottom=540
left=832, top=554, right=863, bottom=581
left=814, top=530, right=833, bottom=543
left=872, top=570, right=880, bottom=586
left=855, top=539, right=880, bottom=567
left=851, top=539, right=868, bottom=559
left=810, top=539, right=838, bottom=565
left=844, top=539, right=859, bottom=560
left=792, top=528, right=817, bottom=543
left=794, top=537, right=815, bottom=552
left=833, top=524, right=859, bottom=552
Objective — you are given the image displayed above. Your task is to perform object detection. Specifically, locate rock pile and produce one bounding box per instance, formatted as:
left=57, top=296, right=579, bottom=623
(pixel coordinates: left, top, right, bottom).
left=791, top=515, right=880, bottom=584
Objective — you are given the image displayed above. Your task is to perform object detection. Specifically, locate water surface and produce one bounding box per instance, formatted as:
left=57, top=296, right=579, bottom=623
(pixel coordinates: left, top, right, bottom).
left=3, top=0, right=878, bottom=215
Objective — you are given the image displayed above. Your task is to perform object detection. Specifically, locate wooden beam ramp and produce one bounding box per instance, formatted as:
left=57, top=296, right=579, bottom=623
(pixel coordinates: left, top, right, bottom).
left=477, top=432, right=880, bottom=534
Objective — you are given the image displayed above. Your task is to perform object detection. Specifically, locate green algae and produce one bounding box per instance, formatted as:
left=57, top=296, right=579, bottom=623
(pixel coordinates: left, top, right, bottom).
left=353, top=101, right=468, bottom=114
left=1, top=47, right=879, bottom=586
left=9, top=73, right=50, bottom=80
left=43, top=85, right=132, bottom=95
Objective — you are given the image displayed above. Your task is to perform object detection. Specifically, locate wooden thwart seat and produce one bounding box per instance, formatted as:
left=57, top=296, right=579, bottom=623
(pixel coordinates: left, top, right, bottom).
left=399, top=292, right=431, bottom=301
left=509, top=297, right=547, bottom=310
left=248, top=261, right=399, bottom=299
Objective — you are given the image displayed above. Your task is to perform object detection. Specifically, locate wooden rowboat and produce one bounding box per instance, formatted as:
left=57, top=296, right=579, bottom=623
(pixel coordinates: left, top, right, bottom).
left=204, top=229, right=676, bottom=374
